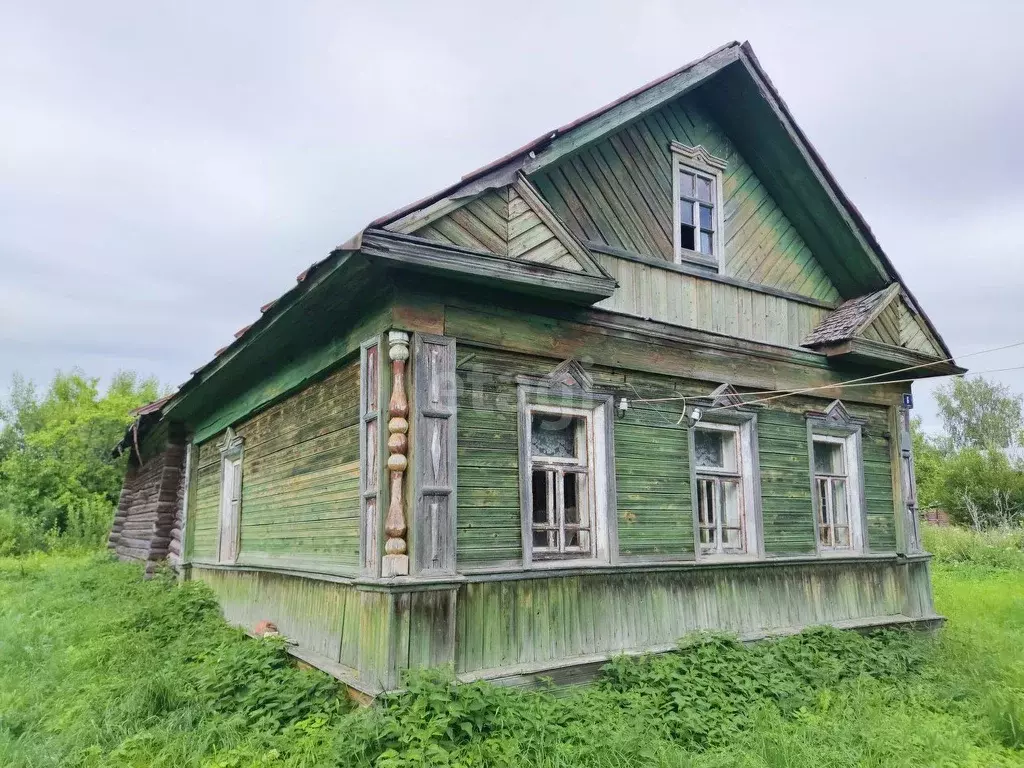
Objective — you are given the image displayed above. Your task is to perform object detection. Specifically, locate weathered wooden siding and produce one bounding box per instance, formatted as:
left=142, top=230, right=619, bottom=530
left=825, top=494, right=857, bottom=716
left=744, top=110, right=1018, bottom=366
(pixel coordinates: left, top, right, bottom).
left=594, top=254, right=830, bottom=348
left=192, top=566, right=392, bottom=686
left=189, top=439, right=221, bottom=561
left=615, top=394, right=693, bottom=560
left=416, top=187, right=586, bottom=272
left=235, top=362, right=361, bottom=568
left=531, top=96, right=840, bottom=302
left=757, top=408, right=816, bottom=555
left=757, top=399, right=897, bottom=555
left=456, top=346, right=527, bottom=569
left=187, top=360, right=362, bottom=570
left=192, top=566, right=456, bottom=692
left=454, top=558, right=925, bottom=677
left=851, top=403, right=899, bottom=552
left=455, top=344, right=896, bottom=567
left=861, top=297, right=941, bottom=357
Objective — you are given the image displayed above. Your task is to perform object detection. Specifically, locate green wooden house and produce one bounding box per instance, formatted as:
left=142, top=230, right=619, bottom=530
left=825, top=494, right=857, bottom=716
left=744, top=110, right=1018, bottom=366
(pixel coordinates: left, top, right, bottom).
left=109, top=41, right=960, bottom=695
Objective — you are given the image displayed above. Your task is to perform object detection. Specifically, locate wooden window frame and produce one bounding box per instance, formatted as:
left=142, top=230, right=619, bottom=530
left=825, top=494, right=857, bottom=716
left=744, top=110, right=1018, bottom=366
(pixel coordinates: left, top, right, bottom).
left=217, top=429, right=244, bottom=564
left=808, top=428, right=866, bottom=554
left=671, top=142, right=726, bottom=271
left=688, top=413, right=761, bottom=561
left=517, top=386, right=615, bottom=569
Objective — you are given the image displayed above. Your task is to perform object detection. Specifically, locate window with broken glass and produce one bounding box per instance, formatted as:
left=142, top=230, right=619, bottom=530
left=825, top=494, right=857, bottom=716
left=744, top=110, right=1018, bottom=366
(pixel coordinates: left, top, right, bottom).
left=528, top=407, right=594, bottom=559
left=678, top=167, right=718, bottom=259
left=813, top=436, right=853, bottom=550
left=693, top=423, right=746, bottom=555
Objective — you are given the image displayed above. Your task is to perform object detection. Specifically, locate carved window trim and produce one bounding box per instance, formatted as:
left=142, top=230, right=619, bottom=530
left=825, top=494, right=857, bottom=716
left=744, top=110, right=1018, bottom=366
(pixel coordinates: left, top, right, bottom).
left=516, top=362, right=616, bottom=569
left=687, top=411, right=761, bottom=560
left=671, top=142, right=726, bottom=271
left=217, top=427, right=244, bottom=564
left=805, top=401, right=868, bottom=555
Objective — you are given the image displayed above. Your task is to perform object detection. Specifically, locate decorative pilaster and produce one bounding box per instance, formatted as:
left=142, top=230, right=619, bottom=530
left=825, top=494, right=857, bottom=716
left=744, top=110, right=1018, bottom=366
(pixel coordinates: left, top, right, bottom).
left=383, top=331, right=410, bottom=577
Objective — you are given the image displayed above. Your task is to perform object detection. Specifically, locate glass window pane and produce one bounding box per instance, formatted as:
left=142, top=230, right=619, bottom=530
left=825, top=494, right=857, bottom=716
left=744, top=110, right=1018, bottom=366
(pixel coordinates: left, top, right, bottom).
left=699, top=231, right=714, bottom=255
left=831, top=479, right=849, bottom=526
left=819, top=523, right=832, bottom=547
left=722, top=480, right=742, bottom=529
left=679, top=171, right=694, bottom=197
left=697, top=176, right=713, bottom=203
left=681, top=225, right=695, bottom=251
left=531, top=414, right=579, bottom=459
left=533, top=530, right=554, bottom=549
left=723, top=527, right=742, bottom=549
left=813, top=440, right=845, bottom=475
left=563, top=473, right=580, bottom=524
left=679, top=200, right=694, bottom=226
left=699, top=204, right=714, bottom=230
left=694, top=430, right=724, bottom=469
left=835, top=526, right=851, bottom=548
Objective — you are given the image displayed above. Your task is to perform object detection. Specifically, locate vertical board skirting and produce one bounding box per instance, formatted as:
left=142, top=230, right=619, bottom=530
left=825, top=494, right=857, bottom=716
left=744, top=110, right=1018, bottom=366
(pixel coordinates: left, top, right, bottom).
left=360, top=337, right=386, bottom=576
left=453, top=559, right=932, bottom=676
left=411, top=334, right=458, bottom=575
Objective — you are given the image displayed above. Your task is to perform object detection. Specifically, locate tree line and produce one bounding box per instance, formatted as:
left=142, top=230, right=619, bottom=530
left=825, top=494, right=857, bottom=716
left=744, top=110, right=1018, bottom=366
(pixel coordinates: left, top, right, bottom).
left=915, top=377, right=1024, bottom=529
left=0, top=371, right=159, bottom=554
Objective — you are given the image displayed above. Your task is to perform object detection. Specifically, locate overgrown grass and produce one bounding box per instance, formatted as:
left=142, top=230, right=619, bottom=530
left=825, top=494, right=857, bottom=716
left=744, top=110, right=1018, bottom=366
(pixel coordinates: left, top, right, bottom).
left=924, top=522, right=1024, bottom=569
left=0, top=530, right=1022, bottom=767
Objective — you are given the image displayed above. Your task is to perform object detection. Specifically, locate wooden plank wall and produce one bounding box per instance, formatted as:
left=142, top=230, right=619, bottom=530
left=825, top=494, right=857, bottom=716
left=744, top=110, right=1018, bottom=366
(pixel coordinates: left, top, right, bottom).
left=189, top=440, right=220, bottom=561
left=454, top=558, right=917, bottom=676
left=614, top=374, right=694, bottom=560
left=416, top=187, right=585, bottom=272
left=531, top=96, right=841, bottom=303
left=594, top=254, right=829, bottom=348
left=186, top=359, right=363, bottom=571
left=758, top=397, right=897, bottom=554
left=454, top=345, right=897, bottom=568
left=456, top=346, right=528, bottom=569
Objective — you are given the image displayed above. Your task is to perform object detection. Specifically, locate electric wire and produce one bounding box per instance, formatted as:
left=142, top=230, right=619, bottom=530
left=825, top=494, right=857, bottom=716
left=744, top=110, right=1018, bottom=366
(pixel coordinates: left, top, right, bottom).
left=619, top=340, right=1024, bottom=423
left=623, top=338, right=1024, bottom=412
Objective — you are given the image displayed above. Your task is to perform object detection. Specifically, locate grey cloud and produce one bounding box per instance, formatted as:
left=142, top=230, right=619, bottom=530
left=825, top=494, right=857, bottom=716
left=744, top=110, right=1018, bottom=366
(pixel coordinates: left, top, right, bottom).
left=2, top=0, right=1023, bottom=437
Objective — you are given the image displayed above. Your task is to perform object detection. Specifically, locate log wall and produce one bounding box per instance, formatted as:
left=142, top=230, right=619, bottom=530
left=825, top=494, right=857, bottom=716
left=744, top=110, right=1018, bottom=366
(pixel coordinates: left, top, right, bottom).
left=108, top=422, right=186, bottom=576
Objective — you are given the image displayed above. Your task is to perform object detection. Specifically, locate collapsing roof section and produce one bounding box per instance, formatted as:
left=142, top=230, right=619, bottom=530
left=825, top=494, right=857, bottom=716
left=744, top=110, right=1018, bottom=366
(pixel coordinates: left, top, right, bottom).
left=147, top=40, right=956, bottom=436
left=803, top=285, right=963, bottom=376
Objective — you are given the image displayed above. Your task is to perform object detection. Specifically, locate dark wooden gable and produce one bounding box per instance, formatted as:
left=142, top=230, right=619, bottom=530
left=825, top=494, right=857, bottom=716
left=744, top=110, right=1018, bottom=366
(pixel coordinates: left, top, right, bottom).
left=529, top=94, right=841, bottom=304
left=413, top=186, right=586, bottom=272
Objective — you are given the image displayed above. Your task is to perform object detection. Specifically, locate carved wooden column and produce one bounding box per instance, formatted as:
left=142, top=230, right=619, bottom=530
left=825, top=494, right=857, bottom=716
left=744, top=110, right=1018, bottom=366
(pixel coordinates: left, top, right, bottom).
left=382, top=331, right=411, bottom=577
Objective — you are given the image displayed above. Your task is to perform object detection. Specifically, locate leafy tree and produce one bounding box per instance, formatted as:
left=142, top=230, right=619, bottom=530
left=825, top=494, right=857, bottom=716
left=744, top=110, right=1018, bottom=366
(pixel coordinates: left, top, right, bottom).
left=934, top=377, right=1024, bottom=452
left=0, top=370, right=160, bottom=552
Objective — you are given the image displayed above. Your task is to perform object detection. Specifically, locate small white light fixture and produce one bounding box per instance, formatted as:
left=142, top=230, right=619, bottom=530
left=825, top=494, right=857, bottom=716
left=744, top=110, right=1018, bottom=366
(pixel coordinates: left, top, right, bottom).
left=616, top=397, right=629, bottom=418
left=690, top=407, right=703, bottom=423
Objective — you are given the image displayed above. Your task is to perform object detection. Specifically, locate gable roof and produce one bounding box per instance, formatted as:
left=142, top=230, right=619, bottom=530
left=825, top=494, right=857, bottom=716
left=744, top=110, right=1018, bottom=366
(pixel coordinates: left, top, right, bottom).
left=372, top=40, right=951, bottom=358
left=151, top=41, right=957, bottom=433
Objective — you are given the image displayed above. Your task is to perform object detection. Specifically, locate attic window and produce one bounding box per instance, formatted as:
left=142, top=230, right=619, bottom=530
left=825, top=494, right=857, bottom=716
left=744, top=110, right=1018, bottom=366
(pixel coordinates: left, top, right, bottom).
left=671, top=142, right=726, bottom=269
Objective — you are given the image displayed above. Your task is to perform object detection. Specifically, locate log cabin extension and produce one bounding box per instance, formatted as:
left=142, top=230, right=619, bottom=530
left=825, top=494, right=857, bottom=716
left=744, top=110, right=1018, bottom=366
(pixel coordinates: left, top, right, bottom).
left=109, top=41, right=961, bottom=695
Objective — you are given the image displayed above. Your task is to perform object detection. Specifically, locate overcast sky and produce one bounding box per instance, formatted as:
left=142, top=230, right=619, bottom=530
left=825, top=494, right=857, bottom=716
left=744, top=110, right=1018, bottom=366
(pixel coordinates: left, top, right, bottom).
left=2, top=1, right=1023, bottom=432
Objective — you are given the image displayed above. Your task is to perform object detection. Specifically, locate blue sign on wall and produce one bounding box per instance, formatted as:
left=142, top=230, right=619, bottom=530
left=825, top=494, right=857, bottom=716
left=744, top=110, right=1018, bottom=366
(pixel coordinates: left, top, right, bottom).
left=903, top=392, right=914, bottom=409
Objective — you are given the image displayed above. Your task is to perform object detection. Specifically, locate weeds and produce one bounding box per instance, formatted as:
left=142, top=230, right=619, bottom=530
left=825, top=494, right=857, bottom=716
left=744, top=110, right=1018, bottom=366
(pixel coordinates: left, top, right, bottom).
left=0, top=530, right=1021, bottom=766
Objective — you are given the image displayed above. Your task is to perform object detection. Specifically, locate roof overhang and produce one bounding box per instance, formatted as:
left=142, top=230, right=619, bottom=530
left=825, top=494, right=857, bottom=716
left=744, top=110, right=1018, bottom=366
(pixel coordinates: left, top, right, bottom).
left=812, top=337, right=965, bottom=378
left=359, top=229, right=617, bottom=304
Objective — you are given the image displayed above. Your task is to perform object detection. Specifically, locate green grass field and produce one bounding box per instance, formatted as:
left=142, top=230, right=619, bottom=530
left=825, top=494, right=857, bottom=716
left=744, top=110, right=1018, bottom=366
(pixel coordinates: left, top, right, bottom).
left=0, top=527, right=1022, bottom=767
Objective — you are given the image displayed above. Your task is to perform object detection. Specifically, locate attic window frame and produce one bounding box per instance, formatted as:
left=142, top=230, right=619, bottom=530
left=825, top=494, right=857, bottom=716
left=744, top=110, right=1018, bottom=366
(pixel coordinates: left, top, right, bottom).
left=671, top=142, right=726, bottom=271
